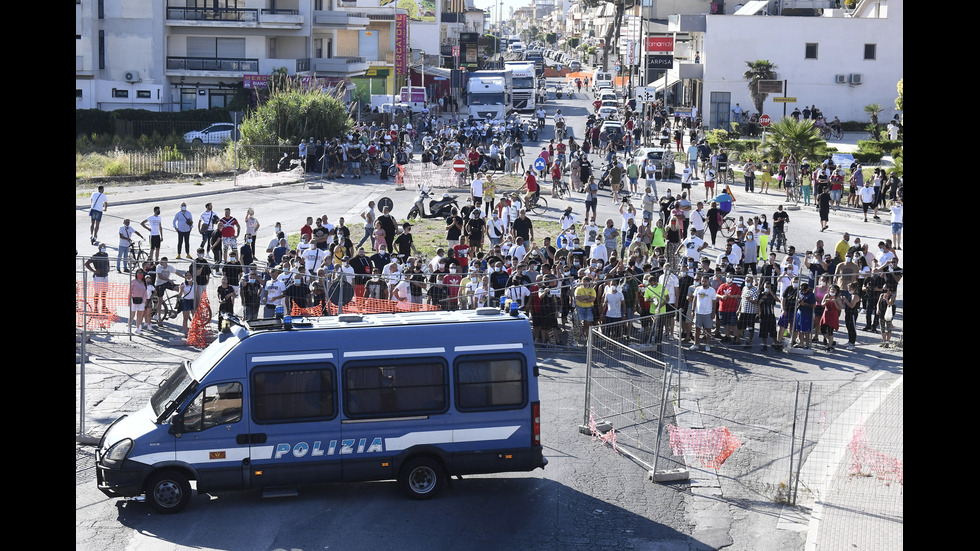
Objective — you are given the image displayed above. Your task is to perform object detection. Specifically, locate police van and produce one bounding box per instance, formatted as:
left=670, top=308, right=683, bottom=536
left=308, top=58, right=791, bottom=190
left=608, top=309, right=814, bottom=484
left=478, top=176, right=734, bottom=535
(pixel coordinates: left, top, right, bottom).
left=96, top=309, right=547, bottom=513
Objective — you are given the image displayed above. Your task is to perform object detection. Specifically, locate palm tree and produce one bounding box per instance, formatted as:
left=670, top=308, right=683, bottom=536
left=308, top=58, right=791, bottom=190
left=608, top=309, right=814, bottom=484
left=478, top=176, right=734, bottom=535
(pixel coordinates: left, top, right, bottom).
left=743, top=60, right=778, bottom=117
left=765, top=117, right=824, bottom=162
left=864, top=103, right=885, bottom=141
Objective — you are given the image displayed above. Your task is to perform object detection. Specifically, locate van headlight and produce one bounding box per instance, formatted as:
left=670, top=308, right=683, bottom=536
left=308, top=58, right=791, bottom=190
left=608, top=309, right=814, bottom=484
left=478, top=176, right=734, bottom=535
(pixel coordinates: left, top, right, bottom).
left=102, top=439, right=133, bottom=467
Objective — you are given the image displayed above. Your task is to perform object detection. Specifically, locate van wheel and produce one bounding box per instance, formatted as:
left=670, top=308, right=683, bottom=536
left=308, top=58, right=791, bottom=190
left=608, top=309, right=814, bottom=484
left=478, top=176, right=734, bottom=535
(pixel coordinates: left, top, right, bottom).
left=399, top=457, right=445, bottom=500
left=145, top=470, right=192, bottom=514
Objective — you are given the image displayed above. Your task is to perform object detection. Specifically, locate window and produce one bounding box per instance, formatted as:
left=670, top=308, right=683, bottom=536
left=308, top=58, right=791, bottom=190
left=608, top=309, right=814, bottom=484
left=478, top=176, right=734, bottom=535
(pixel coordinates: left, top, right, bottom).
left=864, top=44, right=876, bottom=60
left=209, top=89, right=234, bottom=108
left=253, top=367, right=335, bottom=422
left=456, top=357, right=526, bottom=410
left=112, top=89, right=129, bottom=98
left=76, top=89, right=83, bottom=98
left=344, top=360, right=447, bottom=417
left=805, top=43, right=818, bottom=59
left=137, top=90, right=151, bottom=99
left=180, top=89, right=197, bottom=111
left=183, top=382, right=243, bottom=431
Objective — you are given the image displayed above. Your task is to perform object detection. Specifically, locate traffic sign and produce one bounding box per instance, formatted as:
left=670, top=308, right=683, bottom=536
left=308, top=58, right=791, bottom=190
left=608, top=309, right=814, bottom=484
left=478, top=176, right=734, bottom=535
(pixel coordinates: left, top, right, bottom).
left=453, top=159, right=466, bottom=173
left=533, top=157, right=547, bottom=171
left=378, top=197, right=394, bottom=213
left=759, top=114, right=771, bottom=127
left=773, top=97, right=797, bottom=103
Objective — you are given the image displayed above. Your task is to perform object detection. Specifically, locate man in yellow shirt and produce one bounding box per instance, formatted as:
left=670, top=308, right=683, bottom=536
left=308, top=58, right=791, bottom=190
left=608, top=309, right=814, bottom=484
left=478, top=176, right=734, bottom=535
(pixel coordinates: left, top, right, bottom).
left=834, top=232, right=851, bottom=262
left=574, top=276, right=596, bottom=335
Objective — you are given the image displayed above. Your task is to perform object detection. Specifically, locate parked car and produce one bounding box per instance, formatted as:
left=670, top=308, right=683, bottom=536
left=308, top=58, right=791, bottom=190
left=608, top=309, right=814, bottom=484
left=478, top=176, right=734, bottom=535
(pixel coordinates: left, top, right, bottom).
left=630, top=146, right=669, bottom=180
left=183, top=122, right=240, bottom=145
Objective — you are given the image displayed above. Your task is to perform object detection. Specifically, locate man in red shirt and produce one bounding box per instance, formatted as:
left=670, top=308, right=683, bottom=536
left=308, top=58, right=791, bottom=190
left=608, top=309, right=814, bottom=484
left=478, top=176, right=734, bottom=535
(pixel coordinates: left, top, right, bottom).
left=218, top=208, right=241, bottom=264
left=300, top=216, right=314, bottom=242
left=522, top=170, right=539, bottom=206
left=716, top=275, right=741, bottom=343
left=467, top=146, right=481, bottom=183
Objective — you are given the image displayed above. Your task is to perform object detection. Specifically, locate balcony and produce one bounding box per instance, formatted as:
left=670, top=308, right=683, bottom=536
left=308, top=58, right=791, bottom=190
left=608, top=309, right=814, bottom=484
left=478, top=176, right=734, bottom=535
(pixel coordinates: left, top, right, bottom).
left=308, top=56, right=370, bottom=76
left=313, top=10, right=370, bottom=29
left=166, top=56, right=260, bottom=76
left=166, top=6, right=258, bottom=23
left=166, top=6, right=303, bottom=28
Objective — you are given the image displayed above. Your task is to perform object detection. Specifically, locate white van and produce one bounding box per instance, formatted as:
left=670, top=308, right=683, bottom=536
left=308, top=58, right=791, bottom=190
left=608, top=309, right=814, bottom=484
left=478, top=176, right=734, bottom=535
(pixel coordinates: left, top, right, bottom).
left=593, top=71, right=613, bottom=94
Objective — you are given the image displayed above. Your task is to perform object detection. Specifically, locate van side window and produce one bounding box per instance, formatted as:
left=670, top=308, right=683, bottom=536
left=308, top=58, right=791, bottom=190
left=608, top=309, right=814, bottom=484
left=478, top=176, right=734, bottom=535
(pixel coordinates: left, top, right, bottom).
left=456, top=357, right=526, bottom=410
left=183, top=382, right=243, bottom=432
left=344, top=360, right=447, bottom=417
left=253, top=367, right=335, bottom=422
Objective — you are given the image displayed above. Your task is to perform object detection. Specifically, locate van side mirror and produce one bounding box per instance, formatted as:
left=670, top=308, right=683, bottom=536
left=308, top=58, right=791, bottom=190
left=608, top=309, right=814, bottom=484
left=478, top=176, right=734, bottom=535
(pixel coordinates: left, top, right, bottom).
left=168, top=413, right=184, bottom=436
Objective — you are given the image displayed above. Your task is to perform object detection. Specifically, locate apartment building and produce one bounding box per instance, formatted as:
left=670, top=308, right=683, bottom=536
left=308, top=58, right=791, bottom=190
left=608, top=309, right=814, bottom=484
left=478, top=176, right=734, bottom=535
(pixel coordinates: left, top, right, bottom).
left=76, top=0, right=479, bottom=112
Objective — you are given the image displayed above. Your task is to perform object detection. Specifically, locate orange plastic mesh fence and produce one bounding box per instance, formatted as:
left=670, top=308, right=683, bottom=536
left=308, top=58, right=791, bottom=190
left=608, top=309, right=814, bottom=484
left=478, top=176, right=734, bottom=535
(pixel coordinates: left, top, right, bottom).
left=75, top=281, right=129, bottom=330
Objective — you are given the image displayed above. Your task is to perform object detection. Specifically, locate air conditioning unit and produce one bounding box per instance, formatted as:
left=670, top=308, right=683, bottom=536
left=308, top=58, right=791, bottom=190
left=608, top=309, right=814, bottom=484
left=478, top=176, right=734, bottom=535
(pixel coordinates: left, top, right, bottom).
left=835, top=74, right=847, bottom=84
left=124, top=70, right=140, bottom=83
left=849, top=73, right=863, bottom=85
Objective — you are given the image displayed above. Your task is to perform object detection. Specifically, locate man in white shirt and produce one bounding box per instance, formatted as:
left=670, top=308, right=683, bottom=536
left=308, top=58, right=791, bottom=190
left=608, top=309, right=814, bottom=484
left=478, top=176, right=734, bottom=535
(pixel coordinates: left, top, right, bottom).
left=690, top=276, right=718, bottom=351
left=141, top=206, right=164, bottom=262
left=89, top=185, right=108, bottom=244
left=589, top=240, right=608, bottom=264
left=303, top=246, right=326, bottom=274
left=689, top=201, right=707, bottom=239
left=679, top=228, right=707, bottom=263
left=889, top=199, right=903, bottom=250
left=471, top=173, right=485, bottom=209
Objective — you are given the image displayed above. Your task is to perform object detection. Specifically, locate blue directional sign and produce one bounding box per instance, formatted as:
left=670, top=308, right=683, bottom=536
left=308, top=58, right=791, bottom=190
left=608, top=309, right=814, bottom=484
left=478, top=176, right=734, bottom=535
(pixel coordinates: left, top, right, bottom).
left=534, top=156, right=547, bottom=171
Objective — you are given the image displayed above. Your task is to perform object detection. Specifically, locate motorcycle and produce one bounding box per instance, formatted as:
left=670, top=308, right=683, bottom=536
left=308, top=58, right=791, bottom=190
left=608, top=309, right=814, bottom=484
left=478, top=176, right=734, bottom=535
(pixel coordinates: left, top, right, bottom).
left=555, top=86, right=563, bottom=99
left=408, top=188, right=459, bottom=220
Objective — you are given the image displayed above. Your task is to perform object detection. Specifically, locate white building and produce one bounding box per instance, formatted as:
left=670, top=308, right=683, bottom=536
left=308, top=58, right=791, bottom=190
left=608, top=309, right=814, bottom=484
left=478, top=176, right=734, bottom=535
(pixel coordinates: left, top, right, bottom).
left=75, top=0, right=481, bottom=112
left=696, top=0, right=903, bottom=127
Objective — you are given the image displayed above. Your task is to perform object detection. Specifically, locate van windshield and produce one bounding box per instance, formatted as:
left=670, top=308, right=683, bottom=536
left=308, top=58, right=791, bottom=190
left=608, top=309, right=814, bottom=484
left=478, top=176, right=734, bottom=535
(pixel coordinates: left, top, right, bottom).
left=150, top=362, right=194, bottom=419
left=150, top=333, right=239, bottom=419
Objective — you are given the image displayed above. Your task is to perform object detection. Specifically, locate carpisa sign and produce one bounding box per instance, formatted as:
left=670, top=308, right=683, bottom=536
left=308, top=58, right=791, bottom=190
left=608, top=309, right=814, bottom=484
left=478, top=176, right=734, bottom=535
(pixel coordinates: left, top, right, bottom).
left=646, top=55, right=673, bottom=70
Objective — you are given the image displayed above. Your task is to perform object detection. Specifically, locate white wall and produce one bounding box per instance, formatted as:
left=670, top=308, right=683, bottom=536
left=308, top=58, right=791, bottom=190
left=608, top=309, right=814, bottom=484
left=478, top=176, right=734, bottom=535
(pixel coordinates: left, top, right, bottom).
left=701, top=2, right=902, bottom=124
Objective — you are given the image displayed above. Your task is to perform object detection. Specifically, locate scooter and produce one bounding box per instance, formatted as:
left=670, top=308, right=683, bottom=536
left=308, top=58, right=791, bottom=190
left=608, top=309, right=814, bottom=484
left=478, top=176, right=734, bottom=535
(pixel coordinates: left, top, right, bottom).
left=555, top=86, right=563, bottom=99
left=408, top=188, right=459, bottom=220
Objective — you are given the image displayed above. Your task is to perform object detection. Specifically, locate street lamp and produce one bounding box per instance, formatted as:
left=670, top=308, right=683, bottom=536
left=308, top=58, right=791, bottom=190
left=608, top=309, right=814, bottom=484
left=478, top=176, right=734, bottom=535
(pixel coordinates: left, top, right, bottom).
left=420, top=49, right=425, bottom=106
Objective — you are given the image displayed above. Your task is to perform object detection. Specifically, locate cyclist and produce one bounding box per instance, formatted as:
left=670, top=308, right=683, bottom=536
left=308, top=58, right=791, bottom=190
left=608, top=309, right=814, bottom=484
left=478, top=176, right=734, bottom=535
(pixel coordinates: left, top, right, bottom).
left=521, top=169, right=540, bottom=208
left=829, top=116, right=842, bottom=135
left=536, top=106, right=546, bottom=129
left=711, top=188, right=735, bottom=219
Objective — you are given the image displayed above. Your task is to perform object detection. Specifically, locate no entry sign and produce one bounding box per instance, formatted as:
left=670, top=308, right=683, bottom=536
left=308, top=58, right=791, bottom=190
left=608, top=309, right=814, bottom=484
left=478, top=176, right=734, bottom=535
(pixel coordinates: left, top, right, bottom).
left=453, top=159, right=466, bottom=172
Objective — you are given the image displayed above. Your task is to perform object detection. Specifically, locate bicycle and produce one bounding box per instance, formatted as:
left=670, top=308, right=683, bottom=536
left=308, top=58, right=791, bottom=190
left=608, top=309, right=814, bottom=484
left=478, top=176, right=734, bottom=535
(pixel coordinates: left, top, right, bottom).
left=720, top=216, right=737, bottom=239
left=128, top=240, right=148, bottom=272
left=820, top=125, right=844, bottom=140
left=553, top=179, right=571, bottom=199
left=526, top=193, right=548, bottom=215
left=149, top=285, right=181, bottom=328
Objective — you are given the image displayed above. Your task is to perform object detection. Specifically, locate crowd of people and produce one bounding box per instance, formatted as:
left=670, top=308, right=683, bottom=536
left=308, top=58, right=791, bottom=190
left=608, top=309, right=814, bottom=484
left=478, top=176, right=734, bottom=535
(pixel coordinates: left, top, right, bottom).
left=85, top=184, right=901, bottom=352
left=84, top=87, right=901, bottom=351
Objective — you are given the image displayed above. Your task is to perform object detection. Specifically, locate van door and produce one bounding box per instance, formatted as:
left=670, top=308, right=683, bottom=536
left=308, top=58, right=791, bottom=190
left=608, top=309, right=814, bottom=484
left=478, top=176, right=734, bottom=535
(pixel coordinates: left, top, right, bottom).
left=175, top=379, right=250, bottom=492
left=245, top=352, right=342, bottom=488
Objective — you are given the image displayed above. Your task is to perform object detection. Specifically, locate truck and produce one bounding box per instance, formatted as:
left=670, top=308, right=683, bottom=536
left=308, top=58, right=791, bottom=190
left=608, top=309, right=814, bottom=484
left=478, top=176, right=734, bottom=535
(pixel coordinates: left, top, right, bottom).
left=399, top=86, right=427, bottom=111
left=524, top=50, right=545, bottom=78
left=504, top=61, right=537, bottom=112
left=467, top=69, right=513, bottom=121
left=96, top=309, right=548, bottom=513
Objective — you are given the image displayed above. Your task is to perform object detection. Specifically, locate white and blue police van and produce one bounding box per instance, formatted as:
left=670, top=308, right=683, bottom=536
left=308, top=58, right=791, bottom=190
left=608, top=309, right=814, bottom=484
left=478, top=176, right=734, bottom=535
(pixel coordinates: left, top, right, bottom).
left=96, top=308, right=547, bottom=513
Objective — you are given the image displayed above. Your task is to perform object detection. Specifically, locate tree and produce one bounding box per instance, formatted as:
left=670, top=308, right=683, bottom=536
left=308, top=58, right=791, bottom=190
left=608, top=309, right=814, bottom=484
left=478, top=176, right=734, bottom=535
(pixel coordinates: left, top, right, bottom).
left=581, top=0, right=638, bottom=72
left=238, top=77, right=352, bottom=169
left=764, top=117, right=824, bottom=163
left=743, top=60, right=778, bottom=117
left=864, top=103, right=885, bottom=141
left=895, top=78, right=903, bottom=113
